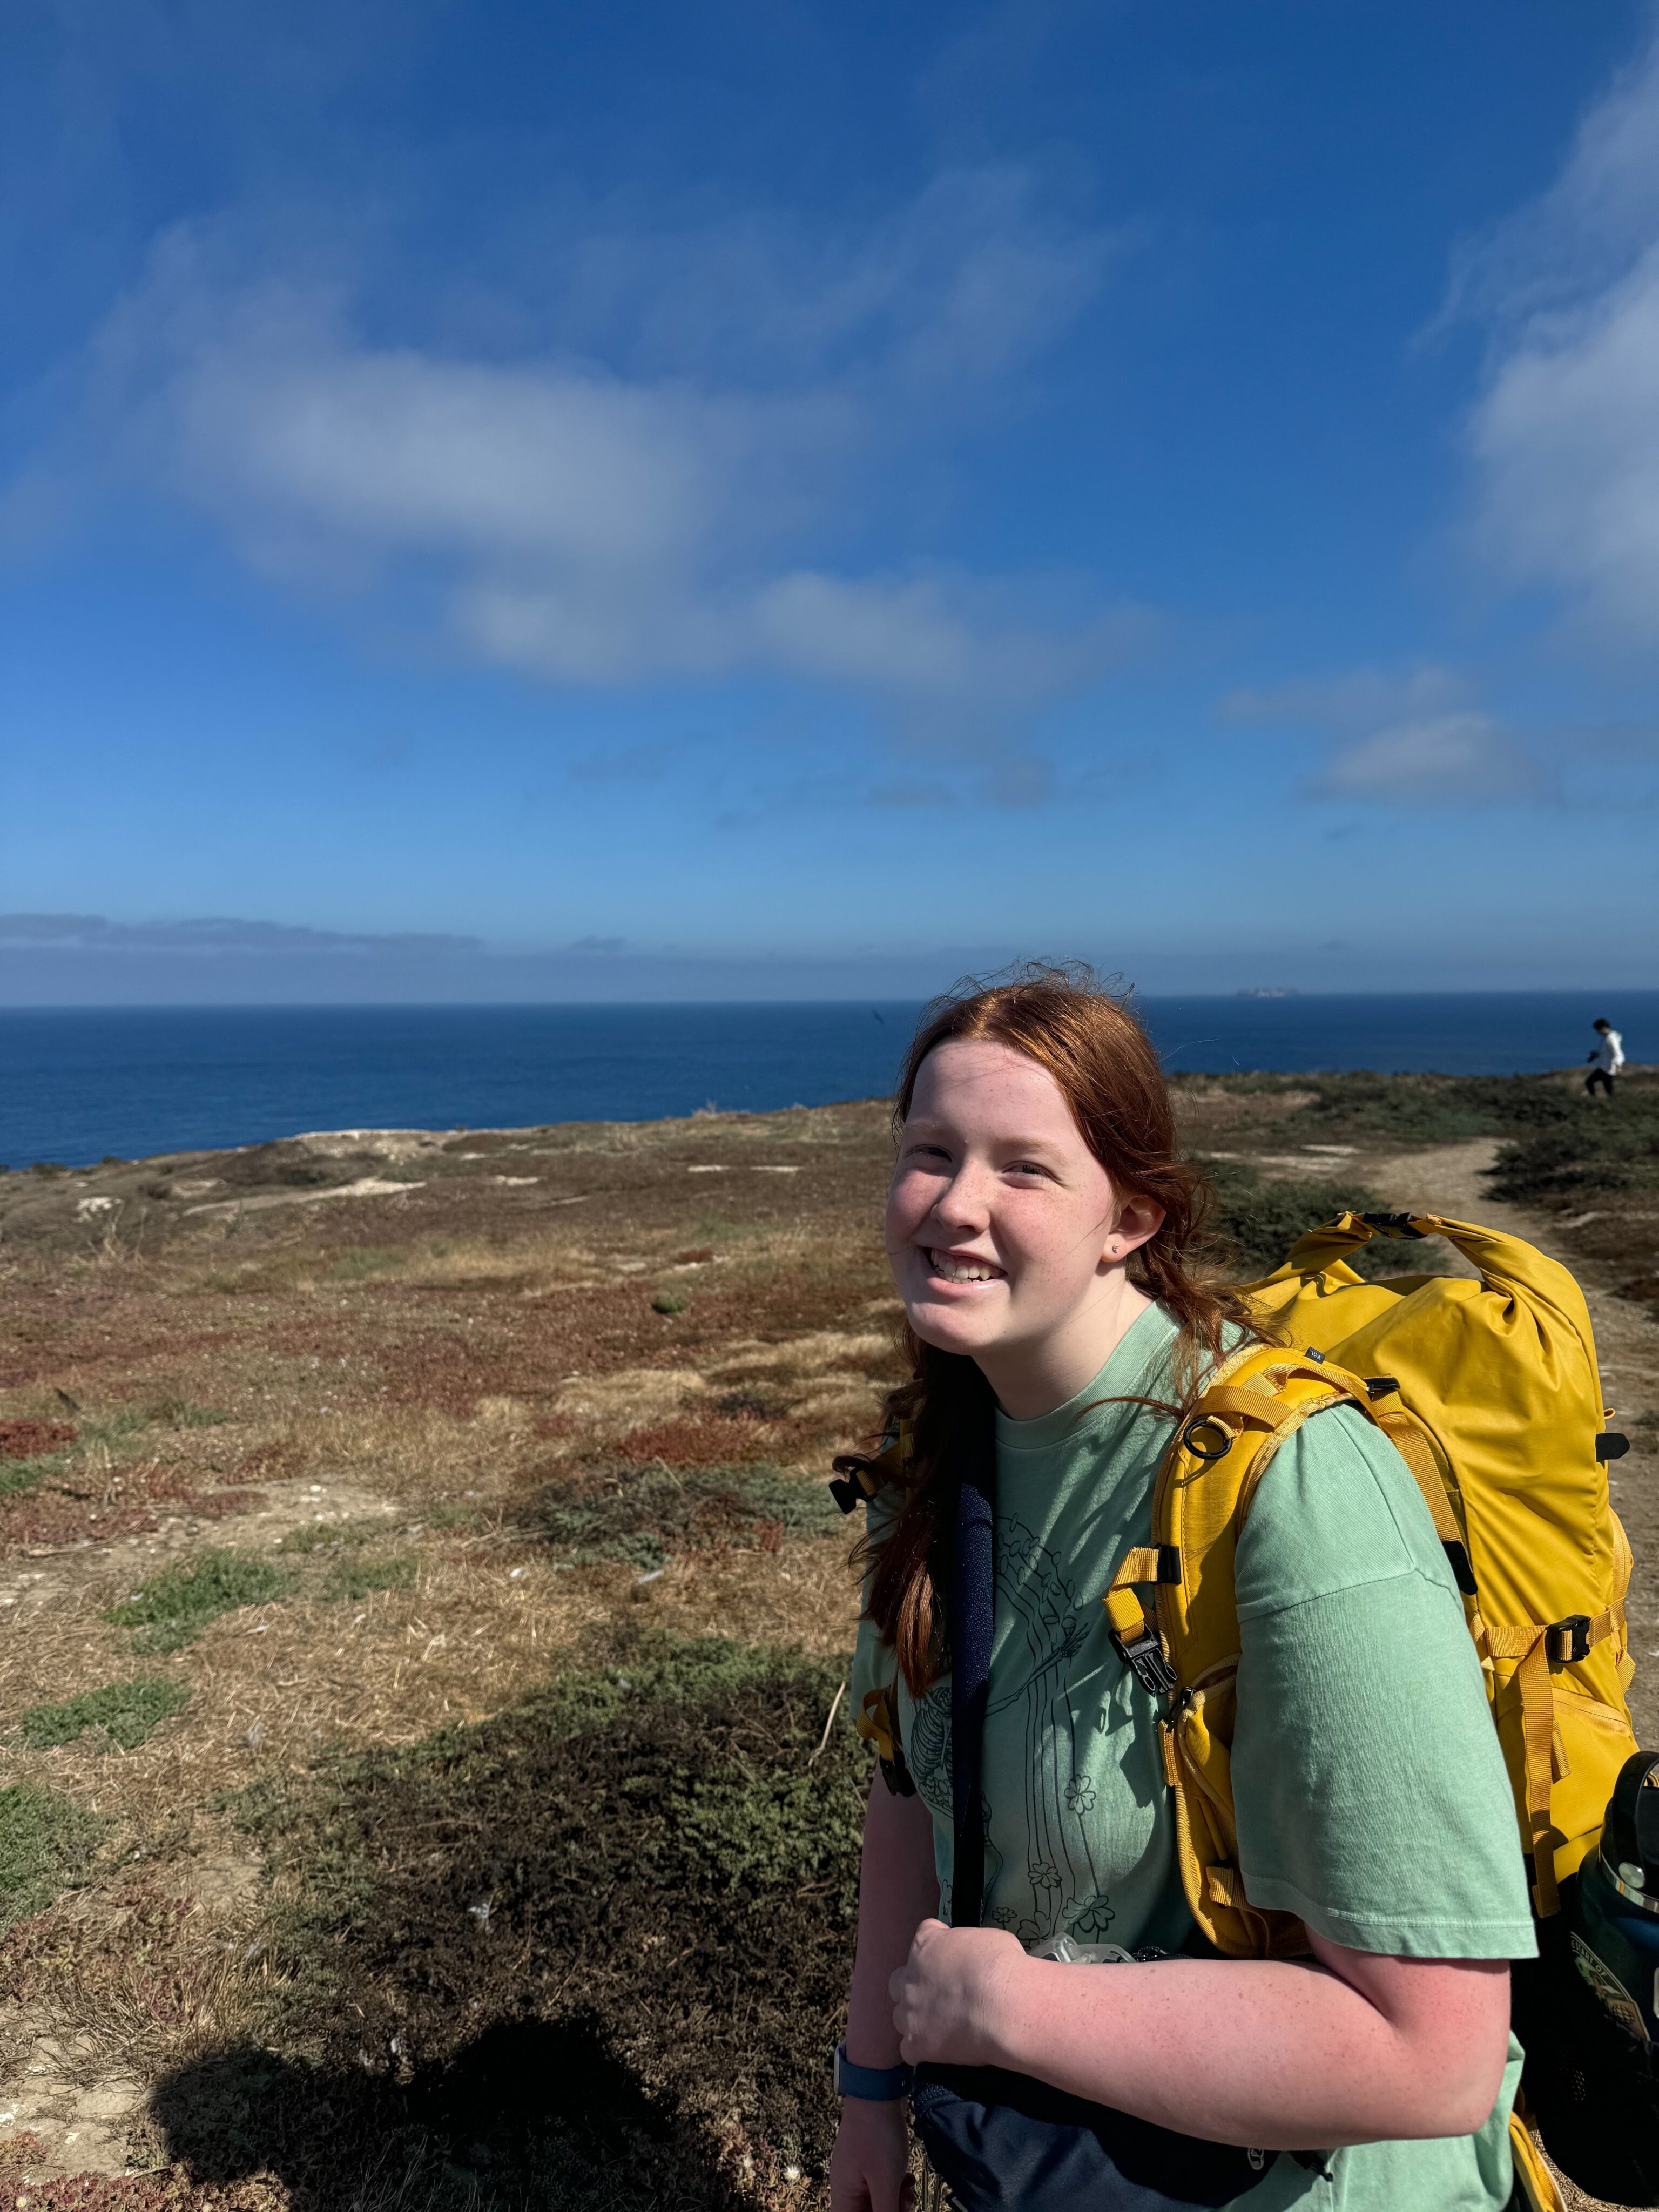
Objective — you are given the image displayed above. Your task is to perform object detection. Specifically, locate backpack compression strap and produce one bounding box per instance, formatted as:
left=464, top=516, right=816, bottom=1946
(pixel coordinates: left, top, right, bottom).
left=1485, top=1608, right=1624, bottom=1917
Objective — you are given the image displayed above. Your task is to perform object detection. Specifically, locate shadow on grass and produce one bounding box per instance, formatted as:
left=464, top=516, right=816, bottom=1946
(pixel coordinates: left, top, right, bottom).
left=151, top=2015, right=706, bottom=2212
left=176, top=1633, right=864, bottom=2209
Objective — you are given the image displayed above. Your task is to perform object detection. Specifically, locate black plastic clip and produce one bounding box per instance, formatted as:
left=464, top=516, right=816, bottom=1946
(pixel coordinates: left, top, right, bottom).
left=1360, top=1212, right=1425, bottom=1238
left=1111, top=1622, right=1179, bottom=1697
left=1365, top=1375, right=1401, bottom=1401
left=1596, top=1433, right=1630, bottom=1463
left=1548, top=1614, right=1594, bottom=1664
left=1443, top=1541, right=1479, bottom=1598
left=879, top=1749, right=916, bottom=1798
left=1156, top=1545, right=1183, bottom=1584
left=828, top=1454, right=877, bottom=1514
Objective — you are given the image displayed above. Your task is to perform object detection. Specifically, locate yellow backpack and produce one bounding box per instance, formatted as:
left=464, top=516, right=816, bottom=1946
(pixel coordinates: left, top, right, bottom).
left=1100, top=1210, right=1637, bottom=1957
left=1098, top=1209, right=1645, bottom=2212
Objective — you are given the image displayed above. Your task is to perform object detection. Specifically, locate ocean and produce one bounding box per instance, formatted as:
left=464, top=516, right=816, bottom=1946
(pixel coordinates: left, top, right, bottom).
left=1, top=994, right=1653, bottom=1170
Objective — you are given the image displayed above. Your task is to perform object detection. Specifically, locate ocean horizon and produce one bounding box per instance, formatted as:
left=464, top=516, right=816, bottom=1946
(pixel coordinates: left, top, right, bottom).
left=2, top=992, right=1653, bottom=1171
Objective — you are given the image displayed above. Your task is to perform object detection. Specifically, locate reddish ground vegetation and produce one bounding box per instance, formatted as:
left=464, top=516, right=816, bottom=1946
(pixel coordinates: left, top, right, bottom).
left=0, top=1420, right=76, bottom=1458
left=0, top=1472, right=266, bottom=1559
left=616, top=1411, right=773, bottom=1464
left=0, top=2171, right=272, bottom=2212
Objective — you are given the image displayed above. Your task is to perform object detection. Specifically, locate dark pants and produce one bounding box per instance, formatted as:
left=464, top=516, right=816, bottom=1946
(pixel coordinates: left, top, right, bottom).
left=1586, top=1068, right=1616, bottom=1097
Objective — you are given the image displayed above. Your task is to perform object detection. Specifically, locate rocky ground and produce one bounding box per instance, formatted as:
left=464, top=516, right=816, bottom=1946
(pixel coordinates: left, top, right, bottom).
left=0, top=1072, right=1654, bottom=2212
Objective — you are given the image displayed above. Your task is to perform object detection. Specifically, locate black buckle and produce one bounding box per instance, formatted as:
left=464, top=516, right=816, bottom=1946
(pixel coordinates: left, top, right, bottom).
left=828, top=1454, right=878, bottom=1514
left=1360, top=1212, right=1425, bottom=1239
left=1549, top=1614, right=1593, bottom=1663
left=1596, top=1433, right=1630, bottom=1462
left=1443, top=1541, right=1478, bottom=1597
left=1365, top=1375, right=1400, bottom=1401
left=1111, top=1623, right=1179, bottom=1697
left=879, top=1751, right=916, bottom=1798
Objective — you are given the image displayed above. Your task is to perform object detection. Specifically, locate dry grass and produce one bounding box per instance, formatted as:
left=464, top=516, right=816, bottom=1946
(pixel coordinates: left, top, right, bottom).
left=6, top=1087, right=1650, bottom=2211
left=0, top=1092, right=1004, bottom=2211
left=2, top=1515, right=860, bottom=1840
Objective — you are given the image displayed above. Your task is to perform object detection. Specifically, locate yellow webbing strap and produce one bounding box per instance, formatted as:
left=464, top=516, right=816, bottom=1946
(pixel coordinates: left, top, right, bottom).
left=1371, top=1408, right=1464, bottom=1552
left=1507, top=2112, right=1566, bottom=2212
left=1485, top=1609, right=1618, bottom=1915
left=1102, top=1546, right=1171, bottom=1643
left=1186, top=1384, right=1300, bottom=1430
left=857, top=1684, right=901, bottom=1764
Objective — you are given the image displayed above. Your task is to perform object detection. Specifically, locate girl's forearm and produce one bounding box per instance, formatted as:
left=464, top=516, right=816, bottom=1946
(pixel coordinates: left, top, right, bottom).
left=988, top=1947, right=1510, bottom=2148
left=846, top=1776, right=940, bottom=2068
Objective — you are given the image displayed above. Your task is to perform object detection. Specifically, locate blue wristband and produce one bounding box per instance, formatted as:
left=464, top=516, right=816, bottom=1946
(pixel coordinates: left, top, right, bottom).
left=833, top=2041, right=913, bottom=2101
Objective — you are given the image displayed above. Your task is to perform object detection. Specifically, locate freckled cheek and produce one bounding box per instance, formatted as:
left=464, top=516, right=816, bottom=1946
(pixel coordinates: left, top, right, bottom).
left=885, top=1177, right=930, bottom=1251
left=995, top=1224, right=1073, bottom=1300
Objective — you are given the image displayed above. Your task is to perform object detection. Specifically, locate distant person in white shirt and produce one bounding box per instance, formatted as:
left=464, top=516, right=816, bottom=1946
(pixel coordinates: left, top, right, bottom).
left=1586, top=1017, right=1625, bottom=1098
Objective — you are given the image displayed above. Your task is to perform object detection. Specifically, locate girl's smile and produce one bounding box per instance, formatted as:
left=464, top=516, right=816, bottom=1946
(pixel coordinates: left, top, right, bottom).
left=922, top=1247, right=1007, bottom=1286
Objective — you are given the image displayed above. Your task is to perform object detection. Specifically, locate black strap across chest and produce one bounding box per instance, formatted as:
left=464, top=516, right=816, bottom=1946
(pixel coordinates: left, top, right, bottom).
left=949, top=1422, right=996, bottom=1929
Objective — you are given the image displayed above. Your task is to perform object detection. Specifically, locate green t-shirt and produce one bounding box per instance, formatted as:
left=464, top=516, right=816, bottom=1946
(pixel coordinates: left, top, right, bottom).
left=850, top=1301, right=1536, bottom=2212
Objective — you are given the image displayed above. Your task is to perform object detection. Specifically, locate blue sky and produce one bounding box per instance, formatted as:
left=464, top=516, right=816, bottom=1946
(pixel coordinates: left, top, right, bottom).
left=3, top=0, right=1658, bottom=1001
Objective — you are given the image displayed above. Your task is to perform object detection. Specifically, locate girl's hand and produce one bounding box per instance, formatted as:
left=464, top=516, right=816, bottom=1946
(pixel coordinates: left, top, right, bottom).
left=829, top=2094, right=913, bottom=2212
left=888, top=1917, right=1026, bottom=2067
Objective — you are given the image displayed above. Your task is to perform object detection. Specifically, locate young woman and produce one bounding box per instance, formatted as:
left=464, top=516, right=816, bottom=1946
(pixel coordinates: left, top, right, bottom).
left=832, top=971, right=1534, bottom=2212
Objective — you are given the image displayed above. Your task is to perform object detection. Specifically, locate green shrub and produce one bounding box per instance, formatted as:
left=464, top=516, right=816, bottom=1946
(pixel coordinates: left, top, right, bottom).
left=1279, top=1074, right=1495, bottom=1145
left=158, top=1399, right=232, bottom=1428
left=320, top=1556, right=417, bottom=1602
left=83, top=1407, right=154, bottom=1442
left=1202, top=1158, right=1388, bottom=1280
left=21, top=1674, right=190, bottom=1751
left=277, top=1517, right=390, bottom=1555
left=327, top=1248, right=400, bottom=1282
left=539, top=1461, right=841, bottom=1569
left=105, top=1548, right=294, bottom=1654
left=1489, top=1083, right=1659, bottom=1202
left=0, top=1452, right=68, bottom=1497
left=0, top=1784, right=102, bottom=1930
left=231, top=1633, right=864, bottom=2200
left=650, top=1289, right=690, bottom=1316
left=1239, top=1070, right=1583, bottom=1149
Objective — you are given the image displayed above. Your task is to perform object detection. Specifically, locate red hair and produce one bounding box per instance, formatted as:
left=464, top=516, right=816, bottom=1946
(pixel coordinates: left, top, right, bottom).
left=860, top=963, right=1271, bottom=1695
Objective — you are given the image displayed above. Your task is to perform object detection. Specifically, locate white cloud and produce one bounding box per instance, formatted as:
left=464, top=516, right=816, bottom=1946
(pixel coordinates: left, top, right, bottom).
left=1225, top=664, right=1471, bottom=737
left=45, top=176, right=1137, bottom=758
left=1225, top=664, right=1543, bottom=802
left=1316, top=711, right=1539, bottom=801
left=549, top=168, right=1113, bottom=392
left=1458, top=25, right=1659, bottom=646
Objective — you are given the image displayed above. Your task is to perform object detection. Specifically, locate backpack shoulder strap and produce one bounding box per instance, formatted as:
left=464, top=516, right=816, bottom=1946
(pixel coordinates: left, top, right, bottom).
left=1101, top=1342, right=1379, bottom=1958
